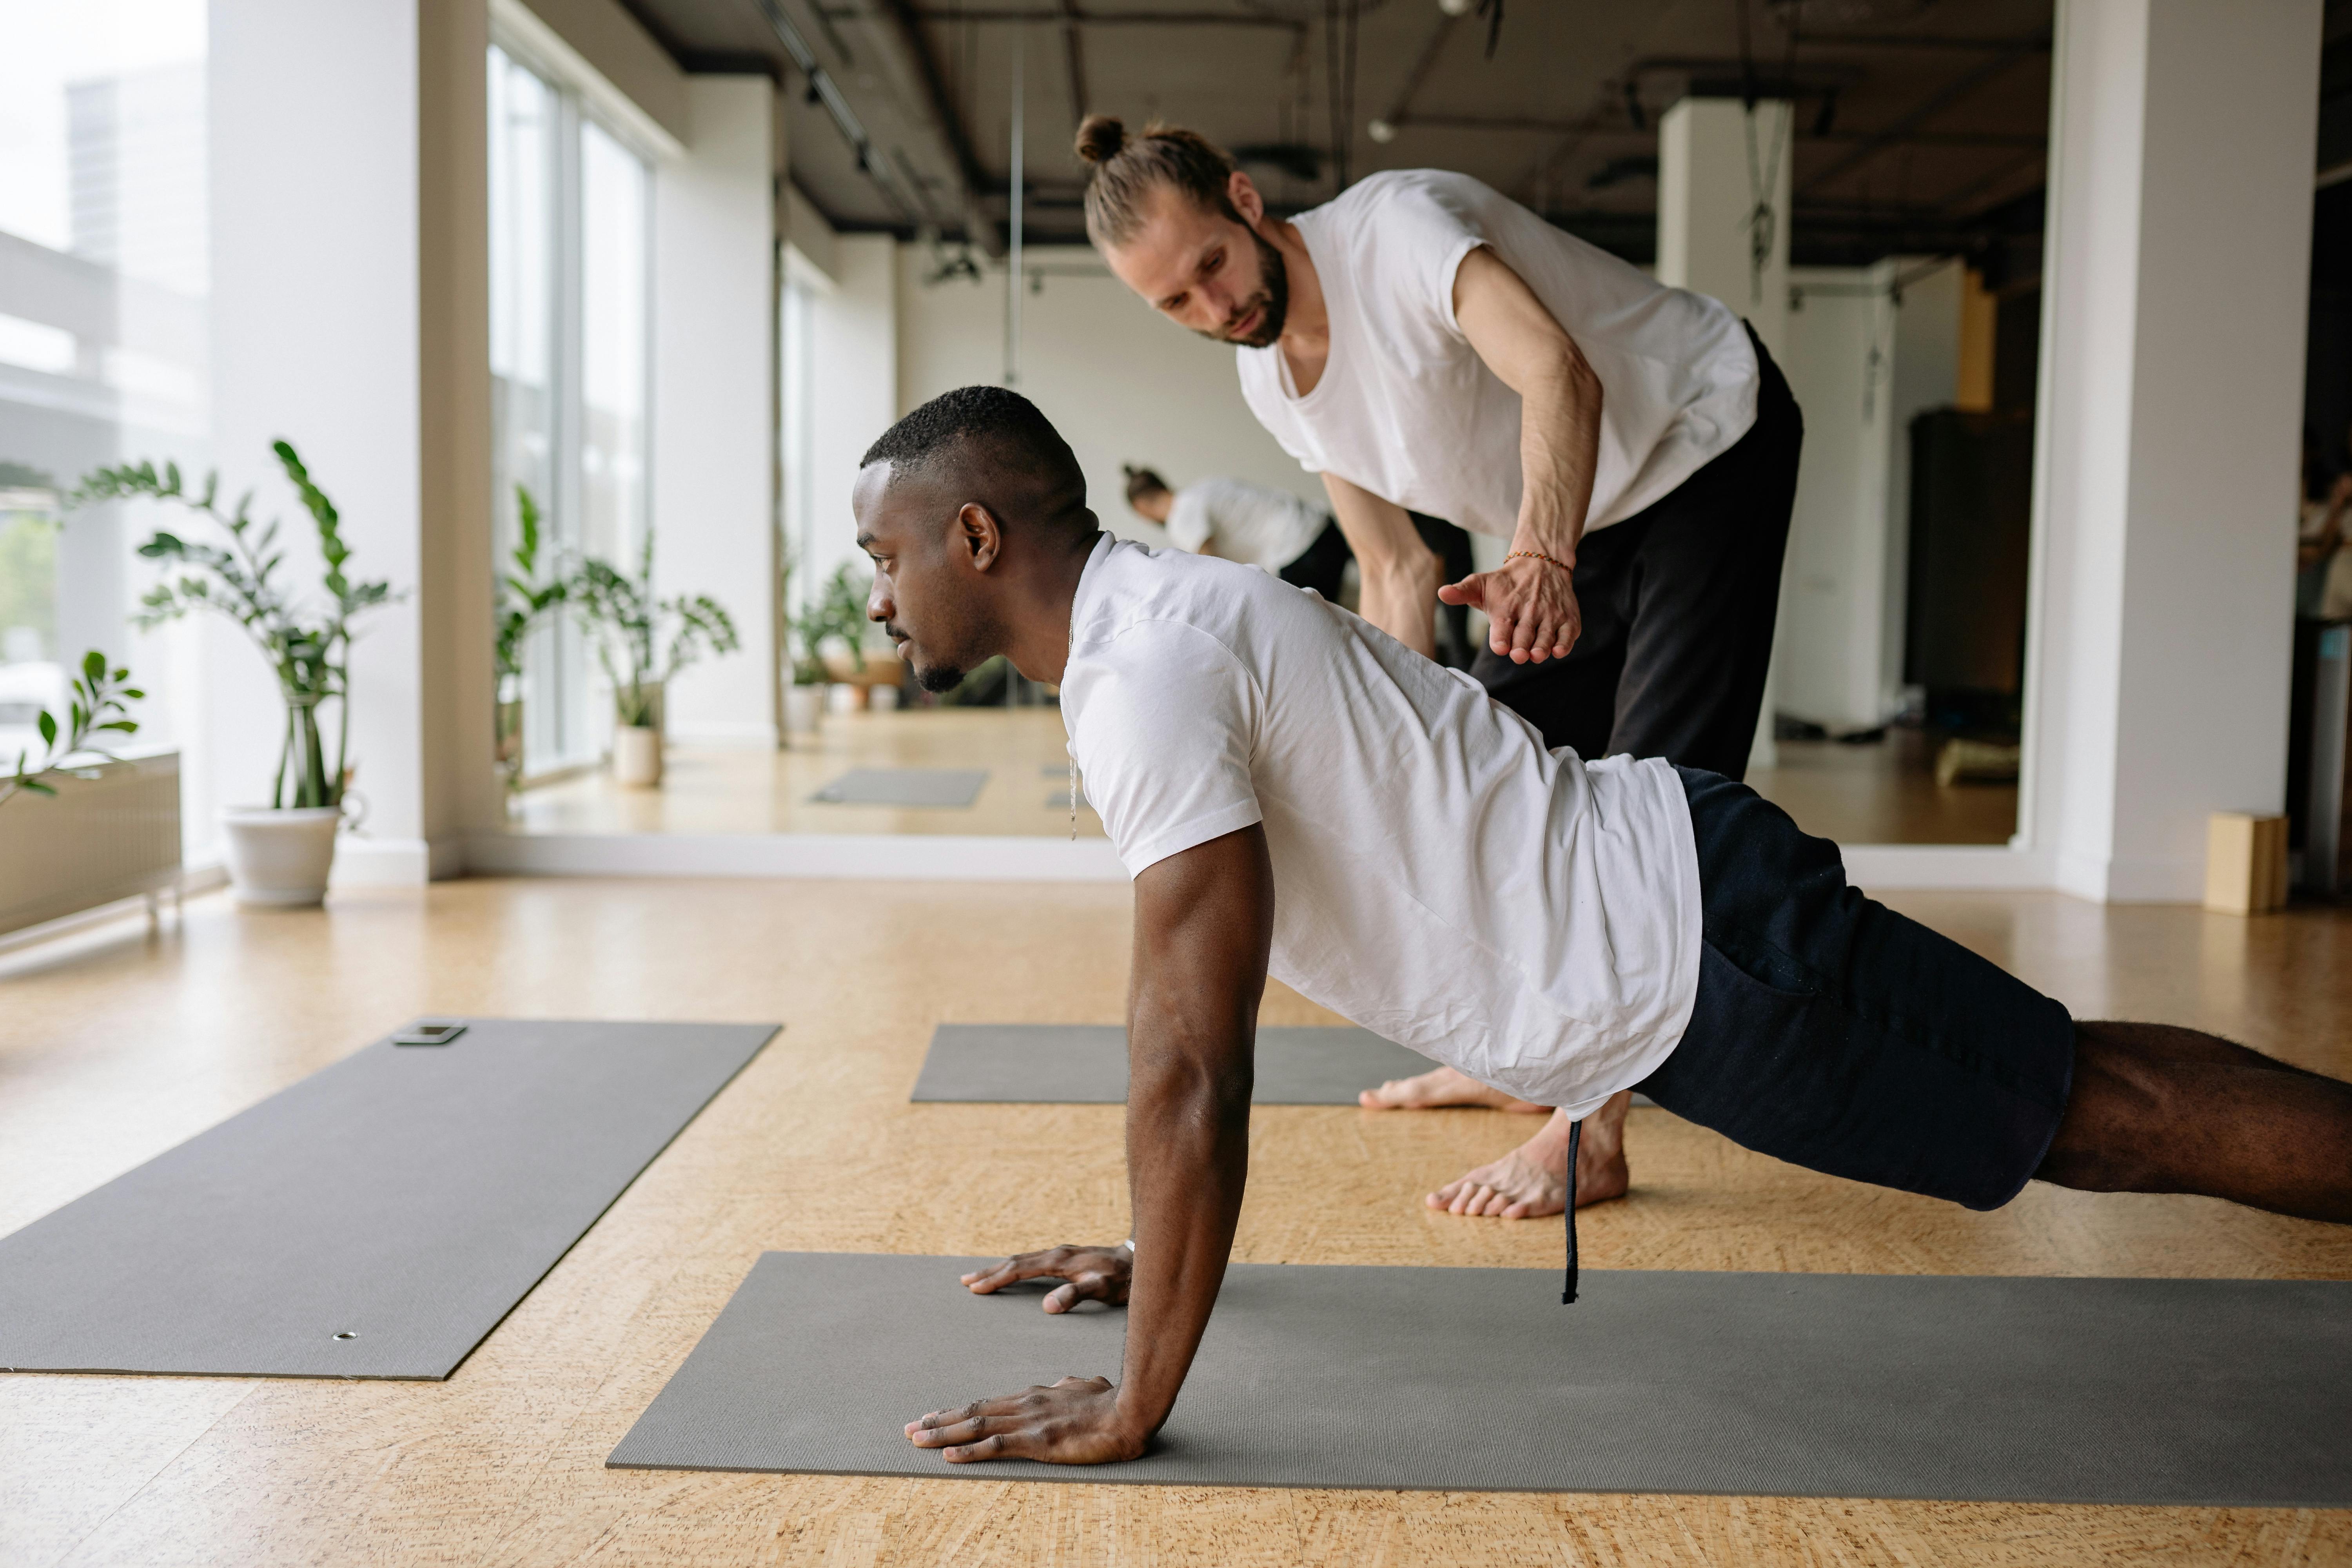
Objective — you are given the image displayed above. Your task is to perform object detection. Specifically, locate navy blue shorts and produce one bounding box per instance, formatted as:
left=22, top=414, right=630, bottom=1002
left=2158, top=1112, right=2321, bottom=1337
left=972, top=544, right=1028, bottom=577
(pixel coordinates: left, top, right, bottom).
left=1633, top=768, right=2077, bottom=1211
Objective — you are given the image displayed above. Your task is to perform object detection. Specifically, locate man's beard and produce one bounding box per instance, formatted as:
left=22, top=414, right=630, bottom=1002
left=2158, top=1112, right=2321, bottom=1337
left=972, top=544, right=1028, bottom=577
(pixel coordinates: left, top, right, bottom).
left=1200, top=228, right=1289, bottom=348
left=914, top=659, right=966, bottom=694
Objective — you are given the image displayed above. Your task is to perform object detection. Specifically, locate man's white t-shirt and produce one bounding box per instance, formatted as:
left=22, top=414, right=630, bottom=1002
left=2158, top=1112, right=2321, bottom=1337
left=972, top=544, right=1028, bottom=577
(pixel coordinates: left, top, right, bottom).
left=1165, top=476, right=1327, bottom=572
left=1238, top=169, right=1759, bottom=539
left=1062, top=535, right=1701, bottom=1114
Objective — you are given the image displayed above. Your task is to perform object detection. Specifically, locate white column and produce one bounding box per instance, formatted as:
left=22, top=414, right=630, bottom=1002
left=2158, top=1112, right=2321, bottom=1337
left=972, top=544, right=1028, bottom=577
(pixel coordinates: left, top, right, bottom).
left=1657, top=95, right=1793, bottom=769
left=210, top=0, right=493, bottom=882
left=2026, top=0, right=2320, bottom=901
left=1657, top=96, right=1793, bottom=357
left=652, top=75, right=781, bottom=748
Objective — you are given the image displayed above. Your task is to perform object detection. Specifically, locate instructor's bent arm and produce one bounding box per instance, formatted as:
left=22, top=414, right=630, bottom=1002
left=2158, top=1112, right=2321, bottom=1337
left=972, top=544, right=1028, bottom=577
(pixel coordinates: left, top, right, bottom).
left=1321, top=473, right=1441, bottom=659
left=1440, top=246, right=1603, bottom=664
left=906, top=825, right=1273, bottom=1464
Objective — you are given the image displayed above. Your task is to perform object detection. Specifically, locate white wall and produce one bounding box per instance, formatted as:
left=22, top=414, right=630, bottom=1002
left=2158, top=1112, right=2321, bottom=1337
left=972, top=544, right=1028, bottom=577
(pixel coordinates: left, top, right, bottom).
left=895, top=245, right=1322, bottom=544
left=211, top=0, right=496, bottom=883
left=2027, top=0, right=2319, bottom=900
left=652, top=75, right=777, bottom=746
left=1775, top=258, right=1961, bottom=731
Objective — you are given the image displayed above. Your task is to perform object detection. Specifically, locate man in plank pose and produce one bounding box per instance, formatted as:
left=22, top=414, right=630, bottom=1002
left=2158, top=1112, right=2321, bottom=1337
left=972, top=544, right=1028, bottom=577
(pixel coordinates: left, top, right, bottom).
left=860, top=386, right=2352, bottom=1469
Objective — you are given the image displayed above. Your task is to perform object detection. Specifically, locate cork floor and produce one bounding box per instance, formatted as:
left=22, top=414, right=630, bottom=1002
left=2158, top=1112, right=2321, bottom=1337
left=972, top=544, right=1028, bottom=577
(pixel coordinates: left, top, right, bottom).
left=2, top=877, right=2349, bottom=1566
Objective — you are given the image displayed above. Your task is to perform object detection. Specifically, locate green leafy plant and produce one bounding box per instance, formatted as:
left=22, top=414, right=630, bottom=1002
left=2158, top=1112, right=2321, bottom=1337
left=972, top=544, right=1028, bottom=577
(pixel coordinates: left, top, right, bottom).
left=1, top=650, right=141, bottom=809
left=791, top=561, right=877, bottom=685
left=494, top=484, right=567, bottom=686
left=75, top=443, right=399, bottom=811
left=492, top=485, right=567, bottom=791
left=568, top=535, right=740, bottom=728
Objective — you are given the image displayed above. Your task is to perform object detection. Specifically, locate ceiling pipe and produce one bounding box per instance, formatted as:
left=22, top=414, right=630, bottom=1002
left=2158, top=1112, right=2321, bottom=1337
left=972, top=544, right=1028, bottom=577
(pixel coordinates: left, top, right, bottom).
left=866, top=0, right=1007, bottom=254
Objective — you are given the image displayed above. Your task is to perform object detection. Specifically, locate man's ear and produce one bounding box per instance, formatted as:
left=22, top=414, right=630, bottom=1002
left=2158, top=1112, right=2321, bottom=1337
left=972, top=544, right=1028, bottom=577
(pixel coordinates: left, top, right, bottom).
left=1229, top=169, right=1266, bottom=228
left=957, top=501, right=1004, bottom=573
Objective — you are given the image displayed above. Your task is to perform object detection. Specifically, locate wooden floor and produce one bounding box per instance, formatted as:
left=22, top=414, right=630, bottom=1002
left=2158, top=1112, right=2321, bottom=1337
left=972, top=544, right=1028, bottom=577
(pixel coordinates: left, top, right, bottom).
left=510, top=709, right=2012, bottom=847
left=3, top=877, right=2349, bottom=1566
left=511, top=708, right=1107, bottom=839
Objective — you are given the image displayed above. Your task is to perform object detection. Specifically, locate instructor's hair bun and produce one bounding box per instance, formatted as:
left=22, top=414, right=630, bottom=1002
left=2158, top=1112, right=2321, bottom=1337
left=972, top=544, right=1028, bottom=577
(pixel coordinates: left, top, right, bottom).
left=1076, top=114, right=1127, bottom=164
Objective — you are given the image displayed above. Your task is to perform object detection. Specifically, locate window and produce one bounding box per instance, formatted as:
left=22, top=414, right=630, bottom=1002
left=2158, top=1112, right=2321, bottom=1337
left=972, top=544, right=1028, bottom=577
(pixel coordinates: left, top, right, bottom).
left=0, top=0, right=207, bottom=774
left=487, top=40, right=651, bottom=777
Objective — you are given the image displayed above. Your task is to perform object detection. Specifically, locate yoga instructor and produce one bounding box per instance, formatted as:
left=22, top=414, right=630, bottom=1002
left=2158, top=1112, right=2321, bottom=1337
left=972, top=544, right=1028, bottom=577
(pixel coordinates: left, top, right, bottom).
left=1073, top=117, right=1804, bottom=1220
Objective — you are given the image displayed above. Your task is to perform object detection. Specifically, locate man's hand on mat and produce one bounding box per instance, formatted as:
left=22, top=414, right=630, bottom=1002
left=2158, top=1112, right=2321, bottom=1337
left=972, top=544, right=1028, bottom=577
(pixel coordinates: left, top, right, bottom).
left=1439, top=554, right=1581, bottom=665
left=960, top=1245, right=1132, bottom=1312
left=905, top=1374, right=1144, bottom=1464
left=1428, top=1099, right=1631, bottom=1217
left=1359, top=1064, right=1551, bottom=1112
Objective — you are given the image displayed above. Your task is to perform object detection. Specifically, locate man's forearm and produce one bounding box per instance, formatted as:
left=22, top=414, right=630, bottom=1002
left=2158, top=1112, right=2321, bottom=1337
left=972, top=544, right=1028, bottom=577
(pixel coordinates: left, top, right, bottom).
left=1321, top=473, right=1440, bottom=657
left=1114, top=1054, right=1250, bottom=1437
left=1512, top=353, right=1602, bottom=565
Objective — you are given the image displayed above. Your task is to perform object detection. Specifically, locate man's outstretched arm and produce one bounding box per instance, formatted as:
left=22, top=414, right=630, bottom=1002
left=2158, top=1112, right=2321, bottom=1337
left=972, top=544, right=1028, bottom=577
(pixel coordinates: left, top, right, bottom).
left=907, top=824, right=1274, bottom=1463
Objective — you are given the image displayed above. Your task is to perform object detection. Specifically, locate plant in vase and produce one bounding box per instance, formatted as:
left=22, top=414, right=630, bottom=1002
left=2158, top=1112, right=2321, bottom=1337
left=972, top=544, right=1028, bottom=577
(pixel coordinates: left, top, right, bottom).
left=75, top=443, right=399, bottom=906
left=568, top=534, right=739, bottom=788
left=1, top=651, right=141, bottom=809
left=492, top=483, right=566, bottom=796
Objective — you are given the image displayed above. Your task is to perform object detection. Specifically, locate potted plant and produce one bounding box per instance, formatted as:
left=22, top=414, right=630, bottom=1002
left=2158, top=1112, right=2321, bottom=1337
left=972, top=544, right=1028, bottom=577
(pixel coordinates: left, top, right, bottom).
left=568, top=534, right=739, bottom=788
left=808, top=561, right=901, bottom=713
left=492, top=483, right=566, bottom=795
left=1, top=650, right=141, bottom=809
left=76, top=444, right=398, bottom=906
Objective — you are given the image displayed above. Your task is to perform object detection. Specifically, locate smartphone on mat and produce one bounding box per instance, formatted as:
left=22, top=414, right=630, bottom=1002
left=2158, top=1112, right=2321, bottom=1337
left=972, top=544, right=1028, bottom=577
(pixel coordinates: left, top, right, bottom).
left=392, top=1020, right=468, bottom=1047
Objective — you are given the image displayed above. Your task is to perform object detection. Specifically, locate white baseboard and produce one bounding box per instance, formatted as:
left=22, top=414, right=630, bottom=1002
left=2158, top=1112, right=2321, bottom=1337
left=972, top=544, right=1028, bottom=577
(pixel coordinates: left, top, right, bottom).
left=664, top=721, right=780, bottom=748
left=2055, top=849, right=2205, bottom=905
left=331, top=837, right=437, bottom=887
left=1840, top=843, right=2058, bottom=892
left=463, top=831, right=1129, bottom=882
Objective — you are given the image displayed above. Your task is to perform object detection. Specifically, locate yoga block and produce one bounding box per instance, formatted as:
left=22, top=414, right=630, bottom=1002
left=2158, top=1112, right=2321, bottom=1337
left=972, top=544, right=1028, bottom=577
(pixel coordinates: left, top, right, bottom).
left=2205, top=813, right=2288, bottom=914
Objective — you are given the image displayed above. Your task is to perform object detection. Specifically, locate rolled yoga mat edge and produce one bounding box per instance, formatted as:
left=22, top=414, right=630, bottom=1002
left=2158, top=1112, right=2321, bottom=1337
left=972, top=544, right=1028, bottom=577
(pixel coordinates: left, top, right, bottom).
left=0, top=1018, right=780, bottom=1381
left=608, top=1252, right=2352, bottom=1506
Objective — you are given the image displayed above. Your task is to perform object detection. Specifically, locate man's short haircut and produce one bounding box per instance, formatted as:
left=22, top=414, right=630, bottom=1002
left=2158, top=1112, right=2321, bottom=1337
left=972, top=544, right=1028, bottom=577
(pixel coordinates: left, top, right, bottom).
left=859, top=385, right=1093, bottom=541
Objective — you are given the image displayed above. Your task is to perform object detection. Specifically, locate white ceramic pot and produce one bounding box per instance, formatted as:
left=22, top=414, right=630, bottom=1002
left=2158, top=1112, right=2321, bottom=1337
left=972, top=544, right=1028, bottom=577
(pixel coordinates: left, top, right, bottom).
left=867, top=683, right=899, bottom=713
left=784, top=684, right=823, bottom=736
left=826, top=682, right=865, bottom=715
left=613, top=724, right=664, bottom=787
left=221, top=806, right=342, bottom=907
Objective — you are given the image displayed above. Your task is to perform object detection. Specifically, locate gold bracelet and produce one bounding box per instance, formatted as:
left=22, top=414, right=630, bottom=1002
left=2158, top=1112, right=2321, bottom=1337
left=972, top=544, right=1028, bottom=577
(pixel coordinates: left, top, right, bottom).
left=1505, top=548, right=1573, bottom=573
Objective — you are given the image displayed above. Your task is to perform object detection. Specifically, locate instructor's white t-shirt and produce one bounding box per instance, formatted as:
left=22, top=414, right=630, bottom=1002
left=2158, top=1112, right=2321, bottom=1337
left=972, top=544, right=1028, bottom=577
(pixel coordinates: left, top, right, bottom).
left=1061, top=535, right=1700, bottom=1114
left=1238, top=169, right=1759, bottom=539
left=1165, top=476, right=1327, bottom=572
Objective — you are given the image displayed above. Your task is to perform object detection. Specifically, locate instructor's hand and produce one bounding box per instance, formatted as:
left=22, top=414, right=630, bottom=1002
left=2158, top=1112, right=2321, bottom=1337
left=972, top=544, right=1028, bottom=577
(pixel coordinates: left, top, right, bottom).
left=960, top=1244, right=1132, bottom=1312
left=906, top=1374, right=1144, bottom=1464
left=1439, top=554, right=1581, bottom=664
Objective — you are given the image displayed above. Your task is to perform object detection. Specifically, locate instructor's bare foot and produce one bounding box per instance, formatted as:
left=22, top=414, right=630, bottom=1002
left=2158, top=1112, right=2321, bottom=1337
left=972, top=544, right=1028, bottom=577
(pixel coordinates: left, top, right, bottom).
left=1359, top=1064, right=1550, bottom=1113
left=1426, top=1096, right=1632, bottom=1218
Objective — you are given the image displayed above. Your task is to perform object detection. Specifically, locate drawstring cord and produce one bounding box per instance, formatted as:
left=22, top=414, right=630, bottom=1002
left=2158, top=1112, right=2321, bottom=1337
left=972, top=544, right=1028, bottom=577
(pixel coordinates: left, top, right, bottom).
left=1561, top=1117, right=1582, bottom=1305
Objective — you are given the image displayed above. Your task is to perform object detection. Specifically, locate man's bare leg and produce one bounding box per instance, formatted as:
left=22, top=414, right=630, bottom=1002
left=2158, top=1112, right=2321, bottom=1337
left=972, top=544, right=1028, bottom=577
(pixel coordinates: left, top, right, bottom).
left=1425, top=1092, right=1633, bottom=1218
left=1359, top=1064, right=1551, bottom=1112
left=2038, top=1022, right=2352, bottom=1221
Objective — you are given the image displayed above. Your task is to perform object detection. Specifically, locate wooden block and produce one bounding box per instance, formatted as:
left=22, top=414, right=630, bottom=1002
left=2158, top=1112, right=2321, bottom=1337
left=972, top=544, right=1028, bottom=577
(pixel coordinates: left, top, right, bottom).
left=2205, top=813, right=2289, bottom=914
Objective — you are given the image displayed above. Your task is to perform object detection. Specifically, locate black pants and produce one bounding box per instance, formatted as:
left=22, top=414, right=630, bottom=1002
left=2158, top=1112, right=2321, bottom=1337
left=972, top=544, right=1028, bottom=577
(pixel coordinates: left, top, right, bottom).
left=1472, top=325, right=1802, bottom=780
left=1280, top=515, right=1479, bottom=669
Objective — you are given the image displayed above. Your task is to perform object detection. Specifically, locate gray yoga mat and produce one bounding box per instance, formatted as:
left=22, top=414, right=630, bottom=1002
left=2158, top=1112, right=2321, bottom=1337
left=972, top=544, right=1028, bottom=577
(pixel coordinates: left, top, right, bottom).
left=913, top=1023, right=1439, bottom=1105
left=811, top=768, right=987, bottom=808
left=609, top=1252, right=2352, bottom=1504
left=0, top=1017, right=777, bottom=1380
left=912, top=1023, right=1653, bottom=1108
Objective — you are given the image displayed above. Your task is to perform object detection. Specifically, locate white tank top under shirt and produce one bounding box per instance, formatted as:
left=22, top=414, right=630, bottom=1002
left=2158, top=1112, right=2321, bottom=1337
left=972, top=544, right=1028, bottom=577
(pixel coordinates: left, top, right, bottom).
left=1237, top=169, right=1760, bottom=538
left=1061, top=536, right=1700, bottom=1115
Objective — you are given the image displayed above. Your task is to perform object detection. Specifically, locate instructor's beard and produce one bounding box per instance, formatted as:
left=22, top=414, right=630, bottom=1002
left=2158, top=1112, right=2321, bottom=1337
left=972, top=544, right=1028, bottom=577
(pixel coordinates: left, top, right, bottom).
left=1197, top=228, right=1289, bottom=348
